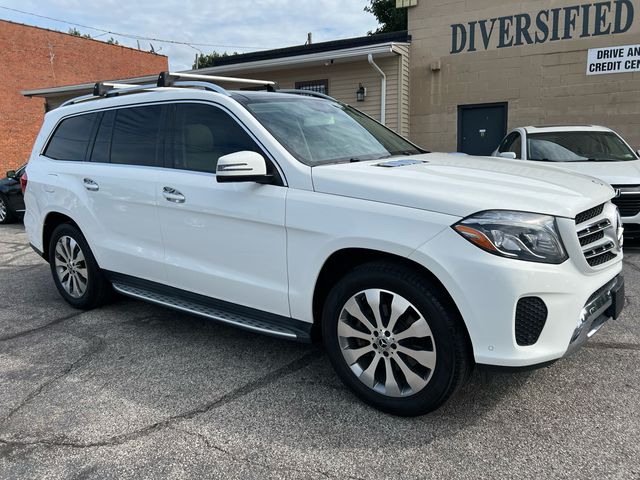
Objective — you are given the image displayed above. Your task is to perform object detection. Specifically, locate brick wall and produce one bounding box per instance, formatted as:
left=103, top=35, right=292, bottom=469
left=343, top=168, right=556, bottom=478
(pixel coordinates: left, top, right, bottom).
left=0, top=20, right=168, bottom=173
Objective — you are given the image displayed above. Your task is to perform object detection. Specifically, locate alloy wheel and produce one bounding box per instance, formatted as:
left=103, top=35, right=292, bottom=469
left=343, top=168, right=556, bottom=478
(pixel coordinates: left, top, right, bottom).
left=0, top=198, right=6, bottom=222
left=54, top=235, right=88, bottom=298
left=337, top=289, right=436, bottom=397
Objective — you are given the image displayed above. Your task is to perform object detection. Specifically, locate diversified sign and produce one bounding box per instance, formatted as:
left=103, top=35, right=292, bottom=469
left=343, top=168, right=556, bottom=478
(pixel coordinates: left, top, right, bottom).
left=587, top=44, right=640, bottom=74
left=451, top=1, right=635, bottom=54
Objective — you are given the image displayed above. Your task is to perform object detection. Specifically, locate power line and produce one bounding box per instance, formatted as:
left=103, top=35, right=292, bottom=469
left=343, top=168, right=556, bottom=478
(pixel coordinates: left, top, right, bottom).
left=0, top=5, right=266, bottom=50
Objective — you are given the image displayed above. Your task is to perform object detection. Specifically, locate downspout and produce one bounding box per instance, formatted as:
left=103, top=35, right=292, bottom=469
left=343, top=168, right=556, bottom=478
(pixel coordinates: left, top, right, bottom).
left=368, top=53, right=386, bottom=125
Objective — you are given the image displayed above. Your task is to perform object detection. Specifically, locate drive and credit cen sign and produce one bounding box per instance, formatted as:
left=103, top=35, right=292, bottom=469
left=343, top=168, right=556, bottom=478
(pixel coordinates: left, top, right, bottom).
left=587, top=44, right=640, bottom=75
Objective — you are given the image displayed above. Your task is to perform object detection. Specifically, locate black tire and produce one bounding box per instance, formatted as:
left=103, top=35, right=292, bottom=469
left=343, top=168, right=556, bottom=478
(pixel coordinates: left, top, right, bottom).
left=0, top=194, right=15, bottom=224
left=48, top=223, right=112, bottom=309
left=322, top=261, right=472, bottom=416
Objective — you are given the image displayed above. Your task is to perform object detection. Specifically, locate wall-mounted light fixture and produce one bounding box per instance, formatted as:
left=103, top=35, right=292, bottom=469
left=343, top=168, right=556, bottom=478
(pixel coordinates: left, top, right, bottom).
left=356, top=83, right=366, bottom=102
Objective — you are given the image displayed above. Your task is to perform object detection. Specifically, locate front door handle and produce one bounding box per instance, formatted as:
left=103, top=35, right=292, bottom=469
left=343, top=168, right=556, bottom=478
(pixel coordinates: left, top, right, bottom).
left=162, top=187, right=185, bottom=203
left=83, top=178, right=99, bottom=191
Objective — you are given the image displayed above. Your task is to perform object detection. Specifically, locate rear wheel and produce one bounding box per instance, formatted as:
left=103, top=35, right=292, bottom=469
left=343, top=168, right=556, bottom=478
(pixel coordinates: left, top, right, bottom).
left=322, top=261, right=472, bottom=416
left=0, top=194, right=15, bottom=224
left=49, top=223, right=112, bottom=309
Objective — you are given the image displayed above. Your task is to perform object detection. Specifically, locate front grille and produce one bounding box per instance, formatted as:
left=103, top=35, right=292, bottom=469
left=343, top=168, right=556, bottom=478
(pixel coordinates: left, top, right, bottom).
left=575, top=204, right=618, bottom=268
left=611, top=197, right=640, bottom=217
left=575, top=204, right=604, bottom=225
left=587, top=251, right=617, bottom=267
left=515, top=297, right=547, bottom=346
left=579, top=230, right=604, bottom=246
left=611, top=186, right=640, bottom=217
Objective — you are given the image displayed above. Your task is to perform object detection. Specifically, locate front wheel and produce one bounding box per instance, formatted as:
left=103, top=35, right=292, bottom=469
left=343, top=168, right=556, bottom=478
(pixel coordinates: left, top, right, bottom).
left=322, top=262, right=472, bottom=416
left=49, top=223, right=112, bottom=309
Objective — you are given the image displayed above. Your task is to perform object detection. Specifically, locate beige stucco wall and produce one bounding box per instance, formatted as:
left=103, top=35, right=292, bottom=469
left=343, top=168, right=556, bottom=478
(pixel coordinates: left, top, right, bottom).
left=408, top=0, right=640, bottom=151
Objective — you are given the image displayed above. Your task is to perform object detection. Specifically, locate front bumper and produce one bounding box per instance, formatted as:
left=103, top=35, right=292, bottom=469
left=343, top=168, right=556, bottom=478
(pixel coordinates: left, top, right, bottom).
left=564, top=275, right=624, bottom=357
left=409, top=227, right=624, bottom=367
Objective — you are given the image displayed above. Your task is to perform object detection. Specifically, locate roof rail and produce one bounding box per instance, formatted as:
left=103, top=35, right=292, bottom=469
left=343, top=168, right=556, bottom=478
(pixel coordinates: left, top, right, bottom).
left=93, top=82, right=152, bottom=96
left=58, top=71, right=290, bottom=108
left=278, top=88, right=337, bottom=102
left=157, top=71, right=277, bottom=91
left=60, top=82, right=158, bottom=107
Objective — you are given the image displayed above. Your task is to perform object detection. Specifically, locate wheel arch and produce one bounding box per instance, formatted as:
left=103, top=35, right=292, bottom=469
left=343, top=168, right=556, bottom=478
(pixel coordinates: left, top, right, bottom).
left=311, top=247, right=473, bottom=355
left=42, top=212, right=80, bottom=262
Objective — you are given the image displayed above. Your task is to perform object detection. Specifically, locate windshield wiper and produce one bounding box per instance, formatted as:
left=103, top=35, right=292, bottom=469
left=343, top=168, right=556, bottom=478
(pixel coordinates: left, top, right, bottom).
left=349, top=154, right=391, bottom=163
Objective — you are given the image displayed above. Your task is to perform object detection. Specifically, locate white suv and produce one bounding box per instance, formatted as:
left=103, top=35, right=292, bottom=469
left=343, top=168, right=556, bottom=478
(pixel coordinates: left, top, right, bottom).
left=23, top=72, right=625, bottom=416
left=493, top=125, right=640, bottom=237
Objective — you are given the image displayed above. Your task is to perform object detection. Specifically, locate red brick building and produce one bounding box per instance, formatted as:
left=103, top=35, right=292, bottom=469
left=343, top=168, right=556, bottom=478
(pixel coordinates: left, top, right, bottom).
left=0, top=20, right=168, bottom=172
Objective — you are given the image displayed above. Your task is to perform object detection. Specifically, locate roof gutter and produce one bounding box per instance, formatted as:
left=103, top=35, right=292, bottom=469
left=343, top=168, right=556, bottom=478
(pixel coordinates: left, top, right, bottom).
left=368, top=53, right=386, bottom=125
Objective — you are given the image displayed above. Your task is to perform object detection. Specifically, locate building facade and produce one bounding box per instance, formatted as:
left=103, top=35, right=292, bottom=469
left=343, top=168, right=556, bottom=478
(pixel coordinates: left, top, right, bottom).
left=1, top=20, right=168, bottom=172
left=407, top=0, right=640, bottom=154
left=25, top=32, right=411, bottom=138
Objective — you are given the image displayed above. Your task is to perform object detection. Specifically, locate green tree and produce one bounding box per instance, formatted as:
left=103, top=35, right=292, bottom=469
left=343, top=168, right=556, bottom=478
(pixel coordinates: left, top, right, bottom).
left=68, top=27, right=92, bottom=39
left=364, top=0, right=407, bottom=34
left=106, top=37, right=120, bottom=45
left=193, top=51, right=239, bottom=69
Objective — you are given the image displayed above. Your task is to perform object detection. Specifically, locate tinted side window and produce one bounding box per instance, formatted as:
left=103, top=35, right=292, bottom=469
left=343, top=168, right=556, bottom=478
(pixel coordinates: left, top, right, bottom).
left=510, top=134, right=522, bottom=159
left=44, top=113, right=99, bottom=161
left=171, top=104, right=263, bottom=174
left=89, top=110, right=115, bottom=163
left=111, top=106, right=163, bottom=166
left=498, top=132, right=522, bottom=159
left=498, top=132, right=517, bottom=153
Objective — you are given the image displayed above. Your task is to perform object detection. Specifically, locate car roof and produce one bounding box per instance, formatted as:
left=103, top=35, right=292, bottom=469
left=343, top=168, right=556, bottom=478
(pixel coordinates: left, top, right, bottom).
left=50, top=88, right=333, bottom=120
left=522, top=125, right=613, bottom=134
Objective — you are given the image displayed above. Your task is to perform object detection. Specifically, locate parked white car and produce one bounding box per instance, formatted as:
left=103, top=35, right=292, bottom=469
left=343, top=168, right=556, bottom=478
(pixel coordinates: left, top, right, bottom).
left=493, top=126, right=640, bottom=237
left=23, top=73, right=625, bottom=416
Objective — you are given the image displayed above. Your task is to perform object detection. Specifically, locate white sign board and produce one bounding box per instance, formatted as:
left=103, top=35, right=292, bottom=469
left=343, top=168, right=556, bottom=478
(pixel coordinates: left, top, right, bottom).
left=587, top=44, right=640, bottom=75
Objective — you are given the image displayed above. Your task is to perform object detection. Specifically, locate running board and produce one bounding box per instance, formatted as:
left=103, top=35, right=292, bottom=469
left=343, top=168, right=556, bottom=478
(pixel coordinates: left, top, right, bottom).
left=109, top=276, right=312, bottom=342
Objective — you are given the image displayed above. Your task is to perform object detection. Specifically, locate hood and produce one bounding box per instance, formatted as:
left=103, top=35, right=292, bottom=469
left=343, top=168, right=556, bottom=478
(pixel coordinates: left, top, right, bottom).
left=311, top=153, right=615, bottom=219
left=538, top=159, right=640, bottom=186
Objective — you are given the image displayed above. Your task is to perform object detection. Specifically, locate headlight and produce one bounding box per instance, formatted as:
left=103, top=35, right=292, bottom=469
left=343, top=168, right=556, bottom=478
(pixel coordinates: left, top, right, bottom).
left=453, top=210, right=568, bottom=264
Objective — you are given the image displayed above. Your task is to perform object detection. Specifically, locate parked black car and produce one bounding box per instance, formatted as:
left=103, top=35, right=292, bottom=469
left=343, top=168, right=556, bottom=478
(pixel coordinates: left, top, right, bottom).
left=0, top=165, right=26, bottom=224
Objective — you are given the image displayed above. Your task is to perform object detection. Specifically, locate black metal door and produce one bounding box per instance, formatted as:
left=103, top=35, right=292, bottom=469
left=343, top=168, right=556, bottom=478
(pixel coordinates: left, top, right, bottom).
left=458, top=103, right=508, bottom=156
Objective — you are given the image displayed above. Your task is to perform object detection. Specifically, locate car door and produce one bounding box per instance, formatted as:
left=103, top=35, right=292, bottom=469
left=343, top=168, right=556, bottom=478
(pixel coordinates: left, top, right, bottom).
left=155, top=102, right=290, bottom=317
left=51, top=106, right=167, bottom=283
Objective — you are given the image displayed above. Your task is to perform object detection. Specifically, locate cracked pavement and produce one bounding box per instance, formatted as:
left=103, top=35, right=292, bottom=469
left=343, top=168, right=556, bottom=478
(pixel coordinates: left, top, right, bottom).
left=0, top=223, right=638, bottom=479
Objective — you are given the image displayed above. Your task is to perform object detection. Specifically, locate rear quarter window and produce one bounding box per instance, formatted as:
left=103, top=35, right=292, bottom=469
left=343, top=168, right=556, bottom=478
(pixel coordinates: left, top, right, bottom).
left=110, top=105, right=163, bottom=166
left=44, top=113, right=99, bottom=161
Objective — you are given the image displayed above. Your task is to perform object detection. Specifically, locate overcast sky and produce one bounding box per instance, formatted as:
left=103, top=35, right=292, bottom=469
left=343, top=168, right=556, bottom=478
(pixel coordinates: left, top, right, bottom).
left=0, top=1, right=380, bottom=70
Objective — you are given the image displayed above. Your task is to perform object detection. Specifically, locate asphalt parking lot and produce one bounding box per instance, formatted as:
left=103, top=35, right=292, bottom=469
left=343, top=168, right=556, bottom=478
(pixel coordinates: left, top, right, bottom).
left=0, top=223, right=638, bottom=479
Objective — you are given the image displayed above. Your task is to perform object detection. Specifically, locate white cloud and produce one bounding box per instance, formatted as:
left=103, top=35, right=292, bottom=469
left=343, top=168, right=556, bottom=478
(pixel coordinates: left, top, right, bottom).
left=1, top=0, right=381, bottom=69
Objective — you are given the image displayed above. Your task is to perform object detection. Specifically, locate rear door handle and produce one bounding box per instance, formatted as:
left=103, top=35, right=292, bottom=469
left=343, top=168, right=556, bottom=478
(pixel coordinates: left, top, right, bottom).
left=162, top=187, right=185, bottom=203
left=83, top=178, right=99, bottom=191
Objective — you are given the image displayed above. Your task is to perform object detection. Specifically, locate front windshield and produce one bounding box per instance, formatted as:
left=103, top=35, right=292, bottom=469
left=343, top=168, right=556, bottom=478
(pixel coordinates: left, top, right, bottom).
left=527, top=131, right=637, bottom=162
left=236, top=96, right=423, bottom=166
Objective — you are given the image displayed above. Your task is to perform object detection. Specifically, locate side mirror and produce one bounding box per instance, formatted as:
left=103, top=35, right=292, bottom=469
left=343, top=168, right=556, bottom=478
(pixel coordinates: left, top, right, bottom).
left=497, top=152, right=517, bottom=160
left=216, top=151, right=273, bottom=184
left=6, top=170, right=16, bottom=179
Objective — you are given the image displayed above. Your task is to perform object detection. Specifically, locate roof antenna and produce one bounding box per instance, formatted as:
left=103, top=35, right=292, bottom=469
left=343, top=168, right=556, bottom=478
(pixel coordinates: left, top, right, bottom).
left=305, top=32, right=312, bottom=45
